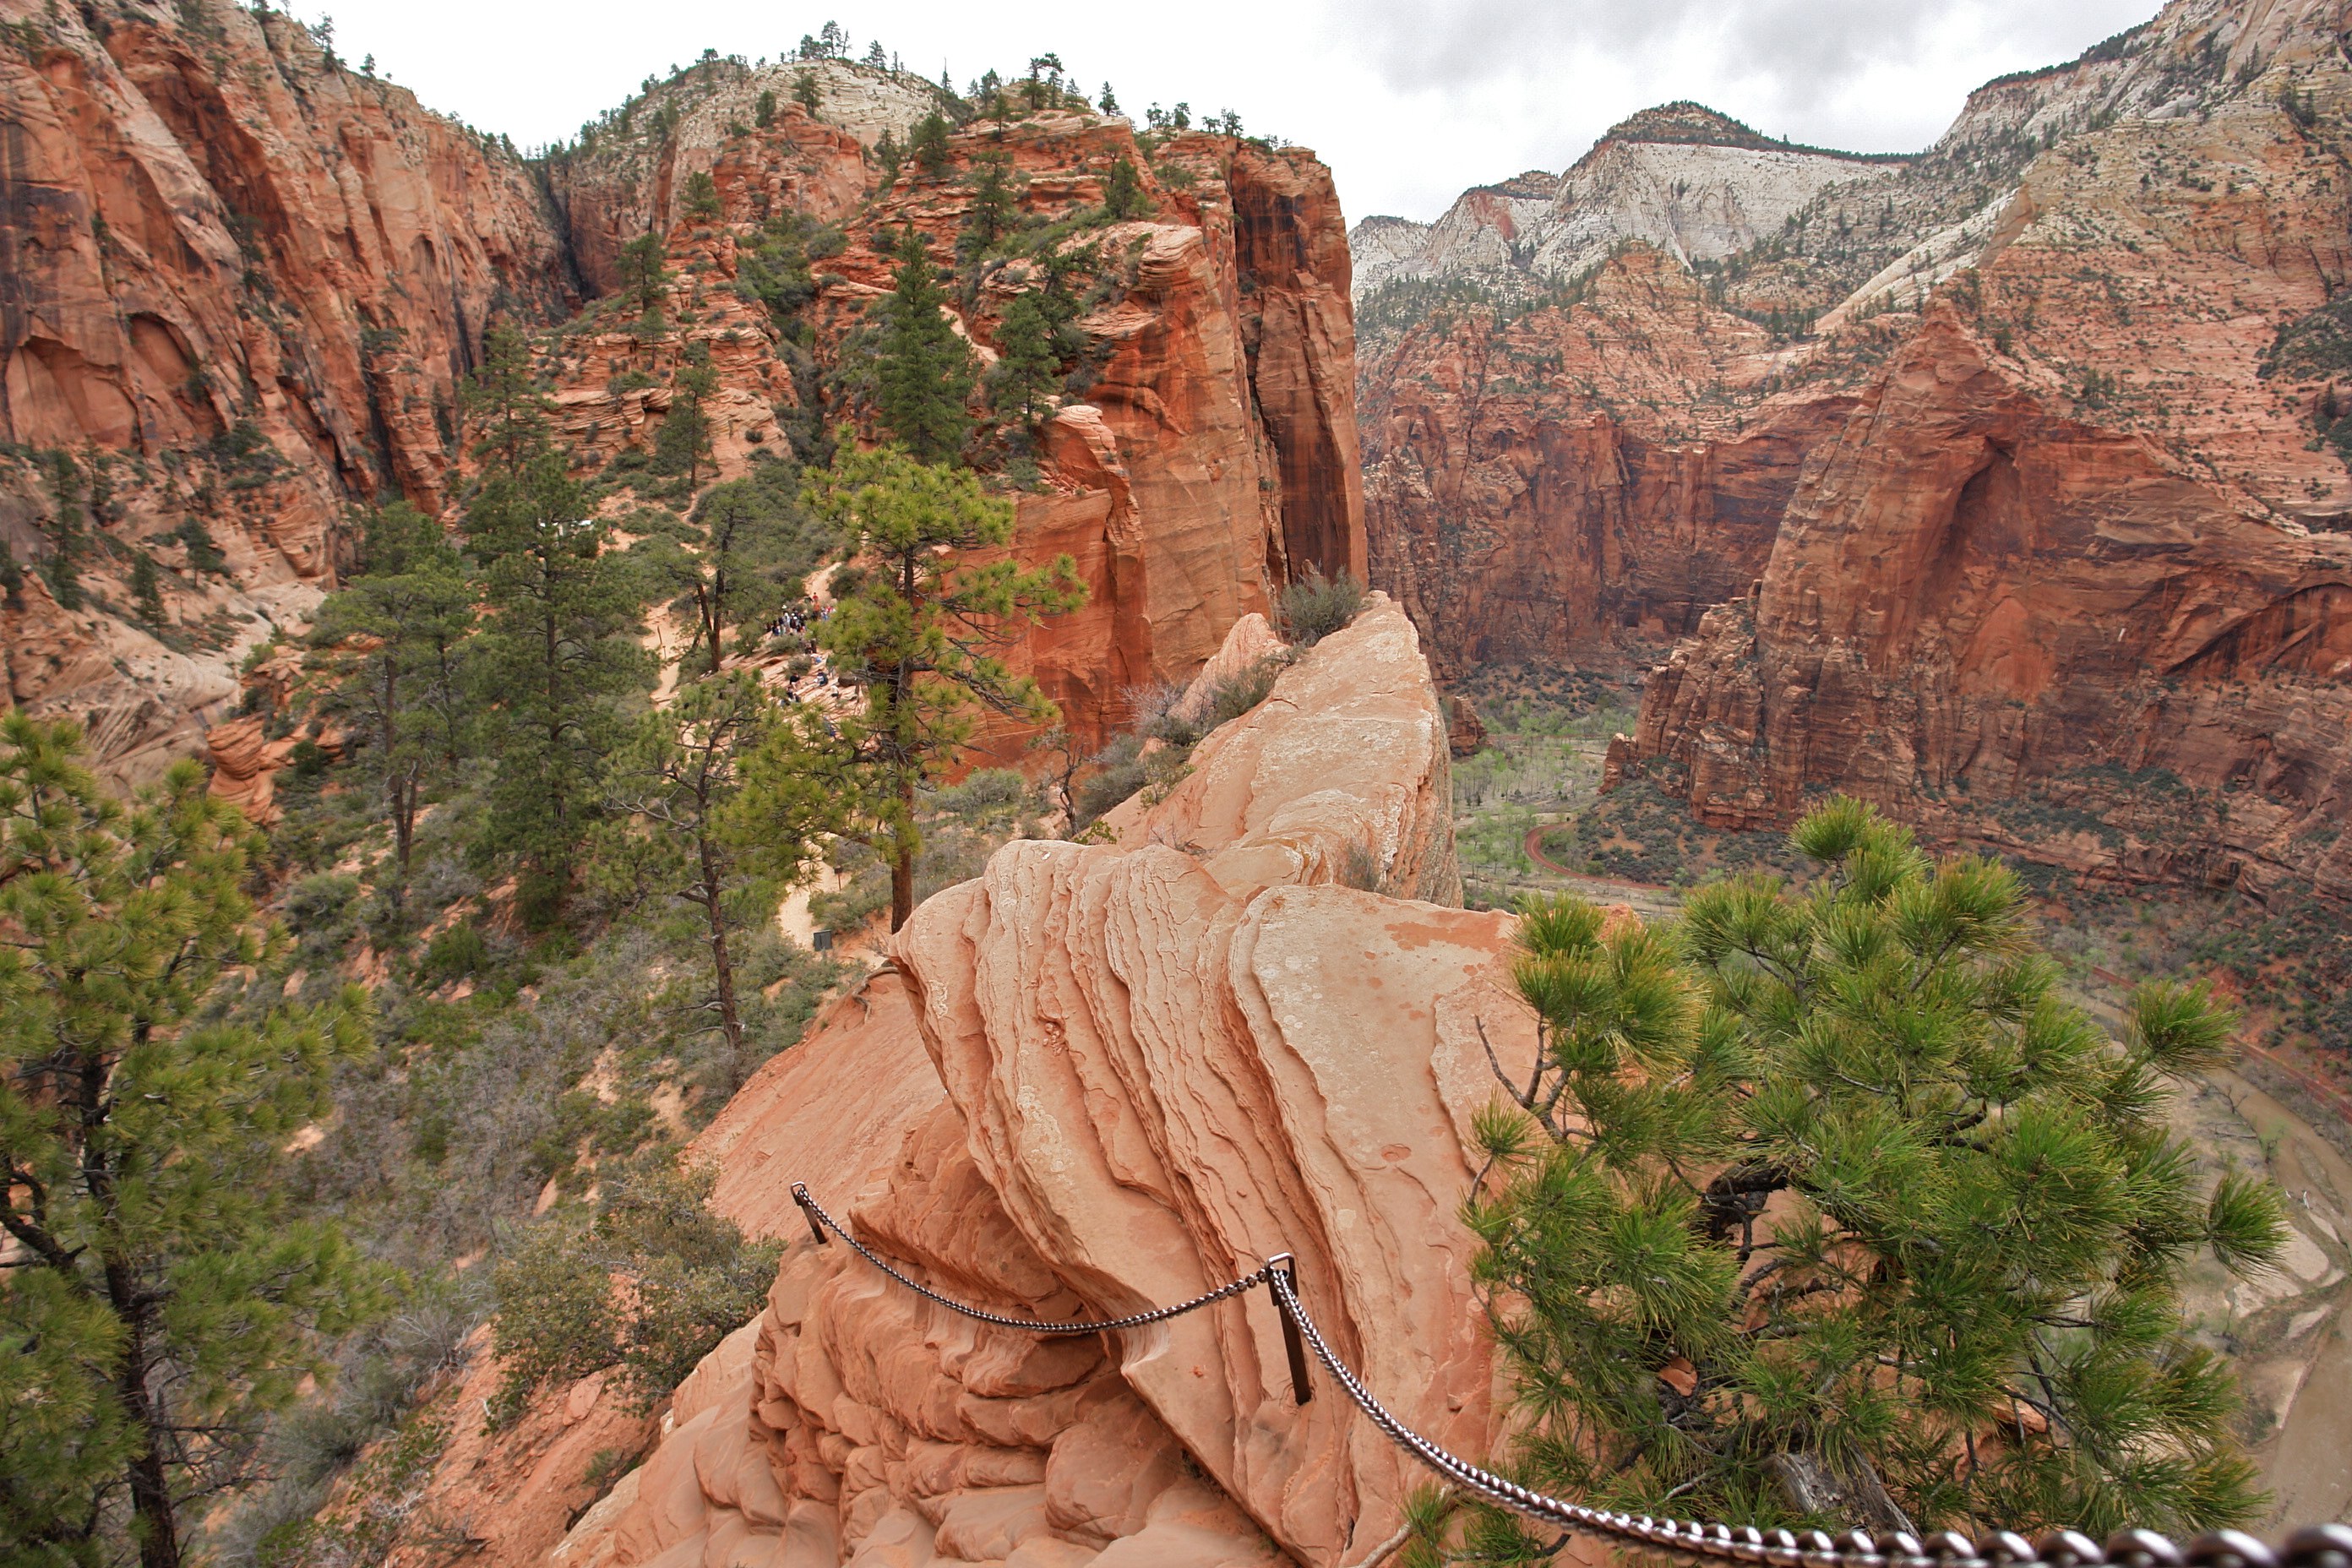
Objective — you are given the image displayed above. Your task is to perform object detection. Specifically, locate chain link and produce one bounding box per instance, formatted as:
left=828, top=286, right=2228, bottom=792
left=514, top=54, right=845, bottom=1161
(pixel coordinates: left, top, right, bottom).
left=791, top=1183, right=1272, bottom=1334
left=792, top=1184, right=2352, bottom=1568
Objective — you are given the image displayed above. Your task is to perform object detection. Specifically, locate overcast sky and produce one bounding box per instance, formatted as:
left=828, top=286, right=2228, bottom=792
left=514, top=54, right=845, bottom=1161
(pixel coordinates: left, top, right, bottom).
left=314, top=0, right=2159, bottom=224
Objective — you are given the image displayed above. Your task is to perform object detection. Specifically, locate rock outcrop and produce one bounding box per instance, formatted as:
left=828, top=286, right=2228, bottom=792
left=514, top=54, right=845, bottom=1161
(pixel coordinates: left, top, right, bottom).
left=545, top=105, right=1364, bottom=749
left=543, top=596, right=1536, bottom=1568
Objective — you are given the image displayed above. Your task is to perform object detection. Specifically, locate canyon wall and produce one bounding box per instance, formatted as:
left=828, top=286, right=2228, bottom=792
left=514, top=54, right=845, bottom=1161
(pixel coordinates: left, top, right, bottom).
left=0, top=0, right=569, bottom=780
left=0, top=7, right=1365, bottom=779
left=1610, top=0, right=2352, bottom=896
left=1360, top=0, right=2352, bottom=896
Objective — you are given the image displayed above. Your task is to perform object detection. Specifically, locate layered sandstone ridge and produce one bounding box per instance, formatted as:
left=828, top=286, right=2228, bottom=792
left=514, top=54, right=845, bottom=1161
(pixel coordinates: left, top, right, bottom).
left=545, top=597, right=1537, bottom=1568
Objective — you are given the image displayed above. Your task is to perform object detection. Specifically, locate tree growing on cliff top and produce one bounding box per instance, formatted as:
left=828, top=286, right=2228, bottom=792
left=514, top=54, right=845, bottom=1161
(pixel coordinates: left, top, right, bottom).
left=0, top=717, right=379, bottom=1568
left=1452, top=799, right=2285, bottom=1563
left=871, top=226, right=975, bottom=466
left=740, top=442, right=1084, bottom=930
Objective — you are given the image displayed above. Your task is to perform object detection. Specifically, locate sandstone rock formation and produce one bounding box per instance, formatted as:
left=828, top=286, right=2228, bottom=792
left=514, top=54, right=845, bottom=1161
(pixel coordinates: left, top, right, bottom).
left=1610, top=308, right=2352, bottom=899
left=544, top=106, right=1364, bottom=749
left=0, top=0, right=570, bottom=779
left=1358, top=248, right=1861, bottom=676
left=1359, top=0, right=2352, bottom=898
left=542, top=596, right=1537, bottom=1568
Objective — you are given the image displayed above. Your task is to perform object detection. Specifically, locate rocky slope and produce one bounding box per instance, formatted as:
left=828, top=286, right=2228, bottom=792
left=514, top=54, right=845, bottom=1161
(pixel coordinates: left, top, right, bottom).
left=381, top=598, right=1539, bottom=1568
left=0, top=7, right=1364, bottom=780
left=543, top=99, right=1363, bottom=749
left=0, top=0, right=569, bottom=780
left=1359, top=0, right=2352, bottom=896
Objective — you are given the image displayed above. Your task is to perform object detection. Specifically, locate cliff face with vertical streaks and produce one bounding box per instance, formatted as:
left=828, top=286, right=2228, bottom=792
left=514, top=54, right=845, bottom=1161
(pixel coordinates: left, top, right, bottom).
left=0, top=0, right=569, bottom=779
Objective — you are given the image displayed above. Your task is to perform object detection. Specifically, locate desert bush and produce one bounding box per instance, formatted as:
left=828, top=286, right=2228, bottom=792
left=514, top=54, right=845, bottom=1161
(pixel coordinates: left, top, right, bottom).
left=1277, top=567, right=1364, bottom=646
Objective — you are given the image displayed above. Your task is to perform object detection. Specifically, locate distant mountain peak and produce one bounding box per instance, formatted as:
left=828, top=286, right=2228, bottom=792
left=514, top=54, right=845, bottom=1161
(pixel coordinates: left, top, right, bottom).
left=1597, top=101, right=1894, bottom=164
left=1603, top=101, right=1781, bottom=150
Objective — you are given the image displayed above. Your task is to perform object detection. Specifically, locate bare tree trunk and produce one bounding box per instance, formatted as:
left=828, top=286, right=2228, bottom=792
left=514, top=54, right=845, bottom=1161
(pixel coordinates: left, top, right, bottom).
left=697, top=834, right=744, bottom=1081
left=104, top=1243, right=178, bottom=1568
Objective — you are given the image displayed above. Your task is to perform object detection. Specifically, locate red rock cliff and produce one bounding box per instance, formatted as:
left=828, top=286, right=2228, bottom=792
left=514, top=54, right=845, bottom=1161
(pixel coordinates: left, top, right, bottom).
left=542, top=105, right=1364, bottom=750
left=0, top=0, right=569, bottom=778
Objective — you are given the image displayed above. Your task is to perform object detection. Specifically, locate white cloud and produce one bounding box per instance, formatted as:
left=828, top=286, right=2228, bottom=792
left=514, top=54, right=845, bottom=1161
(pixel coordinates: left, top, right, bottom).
left=315, top=0, right=2159, bottom=223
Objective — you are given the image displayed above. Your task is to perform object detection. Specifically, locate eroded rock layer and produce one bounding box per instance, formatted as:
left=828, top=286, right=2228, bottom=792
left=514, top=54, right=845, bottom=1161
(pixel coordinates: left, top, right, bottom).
left=544, top=598, right=1538, bottom=1568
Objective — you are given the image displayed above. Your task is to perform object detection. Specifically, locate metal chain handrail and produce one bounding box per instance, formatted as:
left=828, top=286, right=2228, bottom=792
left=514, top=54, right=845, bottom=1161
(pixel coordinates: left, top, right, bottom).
left=791, top=1184, right=2352, bottom=1568
left=789, top=1183, right=1277, bottom=1334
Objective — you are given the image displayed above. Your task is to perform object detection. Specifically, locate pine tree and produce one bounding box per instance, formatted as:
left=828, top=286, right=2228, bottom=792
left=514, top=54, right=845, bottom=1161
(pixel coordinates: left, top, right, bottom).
left=1102, top=156, right=1150, bottom=220
left=617, top=231, right=670, bottom=320
left=961, top=155, right=1016, bottom=257
left=465, top=320, right=553, bottom=474
left=595, top=672, right=836, bottom=1087
left=1459, top=799, right=2287, bottom=1560
left=988, top=291, right=1060, bottom=431
left=760, top=444, right=1085, bottom=929
left=682, top=170, right=721, bottom=222
left=0, top=718, right=378, bottom=1568
left=312, top=504, right=475, bottom=908
left=39, top=449, right=84, bottom=612
left=874, top=127, right=901, bottom=184
left=463, top=445, right=649, bottom=923
left=1100, top=81, right=1119, bottom=115
left=652, top=343, right=717, bottom=488
left=910, top=110, right=952, bottom=177
left=754, top=88, right=776, bottom=128
left=129, top=551, right=163, bottom=623
left=792, top=69, right=819, bottom=112
left=871, top=226, right=975, bottom=466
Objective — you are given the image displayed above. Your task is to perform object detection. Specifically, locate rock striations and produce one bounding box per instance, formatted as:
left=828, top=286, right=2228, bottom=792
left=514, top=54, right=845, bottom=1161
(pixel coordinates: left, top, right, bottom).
left=531, top=596, right=1537, bottom=1568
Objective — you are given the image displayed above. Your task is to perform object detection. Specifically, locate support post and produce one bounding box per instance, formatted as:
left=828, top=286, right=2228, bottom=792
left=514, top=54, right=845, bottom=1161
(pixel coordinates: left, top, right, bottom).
left=1266, top=1255, right=1314, bottom=1405
left=791, top=1182, right=830, bottom=1246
